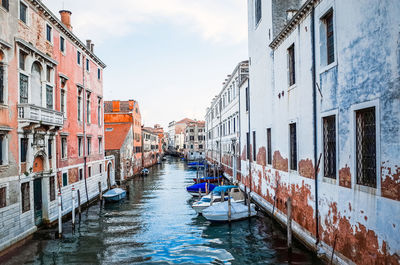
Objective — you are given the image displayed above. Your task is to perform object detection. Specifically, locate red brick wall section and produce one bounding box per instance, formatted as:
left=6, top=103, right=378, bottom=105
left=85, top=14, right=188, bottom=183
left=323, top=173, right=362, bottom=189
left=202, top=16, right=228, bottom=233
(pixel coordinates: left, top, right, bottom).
left=272, top=151, right=288, bottom=172
left=339, top=165, right=351, bottom=188
left=381, top=162, right=400, bottom=201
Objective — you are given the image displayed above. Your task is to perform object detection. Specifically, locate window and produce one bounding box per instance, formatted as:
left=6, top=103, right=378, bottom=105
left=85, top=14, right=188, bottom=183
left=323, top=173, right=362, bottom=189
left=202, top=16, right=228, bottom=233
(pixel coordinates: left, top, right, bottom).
left=288, top=44, right=295, bottom=86
left=49, top=176, right=55, bottom=201
left=60, top=36, right=65, bottom=53
left=61, top=89, right=65, bottom=114
left=245, top=86, right=249, bottom=112
left=255, top=0, right=262, bottom=25
left=86, top=92, right=91, bottom=123
left=78, top=137, right=83, bottom=157
left=2, top=0, right=9, bottom=11
left=0, top=63, right=4, bottom=103
left=98, top=138, right=102, bottom=154
left=48, top=139, right=52, bottom=159
left=356, top=107, right=376, bottom=188
left=99, top=164, right=102, bottom=173
left=19, top=73, right=28, bottom=103
left=253, top=131, right=256, bottom=160
left=77, top=51, right=81, bottom=65
left=61, top=137, right=67, bottom=159
left=77, top=89, right=82, bottom=121
left=289, top=123, right=297, bottom=171
left=323, top=116, right=336, bottom=178
left=0, top=135, right=4, bottom=165
left=199, top=144, right=203, bottom=149
left=21, top=182, right=30, bottom=212
left=19, top=51, right=26, bottom=70
left=267, top=128, right=272, bottom=165
left=97, top=98, right=101, bottom=126
left=190, top=136, right=194, bottom=141
left=46, top=66, right=52, bottom=82
left=97, top=68, right=101, bottom=80
left=86, top=59, right=90, bottom=71
left=79, top=168, right=83, bottom=180
left=20, top=138, right=28, bottom=163
left=20, top=2, right=27, bottom=23
left=321, top=10, right=335, bottom=65
left=88, top=166, right=92, bottom=177
left=62, top=172, right=68, bottom=187
left=46, top=85, right=53, bottom=109
left=87, top=137, right=91, bottom=155
left=246, top=132, right=250, bottom=160
left=46, top=24, right=52, bottom=42
left=0, top=186, right=6, bottom=208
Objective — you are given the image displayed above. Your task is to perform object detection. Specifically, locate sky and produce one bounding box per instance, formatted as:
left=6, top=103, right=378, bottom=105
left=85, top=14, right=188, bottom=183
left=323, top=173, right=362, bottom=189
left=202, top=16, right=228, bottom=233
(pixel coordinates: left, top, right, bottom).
left=43, top=0, right=248, bottom=129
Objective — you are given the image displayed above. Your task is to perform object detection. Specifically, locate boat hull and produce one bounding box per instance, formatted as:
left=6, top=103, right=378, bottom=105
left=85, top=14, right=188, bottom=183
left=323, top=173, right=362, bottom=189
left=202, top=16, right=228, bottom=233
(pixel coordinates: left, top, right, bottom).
left=104, top=191, right=126, bottom=203
left=202, top=202, right=257, bottom=222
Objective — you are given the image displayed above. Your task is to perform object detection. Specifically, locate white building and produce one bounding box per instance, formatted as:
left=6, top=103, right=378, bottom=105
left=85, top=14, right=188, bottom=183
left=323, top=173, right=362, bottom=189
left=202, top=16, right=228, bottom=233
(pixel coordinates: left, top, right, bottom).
left=184, top=121, right=206, bottom=161
left=205, top=61, right=248, bottom=182
left=239, top=0, right=400, bottom=264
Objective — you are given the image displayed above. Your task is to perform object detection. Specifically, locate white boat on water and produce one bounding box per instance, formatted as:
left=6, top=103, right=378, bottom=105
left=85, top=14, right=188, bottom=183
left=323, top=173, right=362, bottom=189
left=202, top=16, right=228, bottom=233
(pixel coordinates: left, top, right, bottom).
left=141, top=168, right=149, bottom=176
left=192, top=186, right=244, bottom=214
left=202, top=201, right=257, bottom=222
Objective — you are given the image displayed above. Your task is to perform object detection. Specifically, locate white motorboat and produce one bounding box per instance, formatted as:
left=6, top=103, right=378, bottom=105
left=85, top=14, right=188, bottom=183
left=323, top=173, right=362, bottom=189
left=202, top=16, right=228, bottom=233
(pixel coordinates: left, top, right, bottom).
left=192, top=186, right=244, bottom=214
left=141, top=168, right=149, bottom=176
left=202, top=201, right=257, bottom=222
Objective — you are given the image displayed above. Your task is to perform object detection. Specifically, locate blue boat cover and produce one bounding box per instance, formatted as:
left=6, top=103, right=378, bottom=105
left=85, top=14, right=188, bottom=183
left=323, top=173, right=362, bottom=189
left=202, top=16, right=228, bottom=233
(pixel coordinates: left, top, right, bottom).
left=104, top=188, right=125, bottom=197
left=212, top=185, right=238, bottom=194
left=198, top=176, right=221, bottom=180
left=188, top=162, right=205, bottom=166
left=186, top=183, right=216, bottom=192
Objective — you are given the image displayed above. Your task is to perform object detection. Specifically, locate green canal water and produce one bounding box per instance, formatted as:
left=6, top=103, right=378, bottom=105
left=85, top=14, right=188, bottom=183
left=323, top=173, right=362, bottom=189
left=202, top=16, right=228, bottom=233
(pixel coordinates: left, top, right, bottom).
left=1, top=157, right=323, bottom=265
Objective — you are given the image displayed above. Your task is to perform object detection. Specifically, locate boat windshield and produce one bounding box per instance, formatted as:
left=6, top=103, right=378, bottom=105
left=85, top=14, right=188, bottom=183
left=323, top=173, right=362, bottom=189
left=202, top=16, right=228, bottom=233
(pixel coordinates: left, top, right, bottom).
left=200, top=197, right=211, bottom=202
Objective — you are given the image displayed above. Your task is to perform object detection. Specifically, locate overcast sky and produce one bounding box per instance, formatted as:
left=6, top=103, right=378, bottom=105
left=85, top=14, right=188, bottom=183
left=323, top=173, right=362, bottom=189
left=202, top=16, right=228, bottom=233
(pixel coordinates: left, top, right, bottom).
left=44, top=0, right=248, bottom=129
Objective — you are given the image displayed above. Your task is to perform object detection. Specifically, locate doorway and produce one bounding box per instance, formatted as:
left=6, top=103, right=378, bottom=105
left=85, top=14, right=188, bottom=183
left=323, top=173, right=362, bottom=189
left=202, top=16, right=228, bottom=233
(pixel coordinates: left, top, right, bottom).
left=33, top=178, right=43, bottom=226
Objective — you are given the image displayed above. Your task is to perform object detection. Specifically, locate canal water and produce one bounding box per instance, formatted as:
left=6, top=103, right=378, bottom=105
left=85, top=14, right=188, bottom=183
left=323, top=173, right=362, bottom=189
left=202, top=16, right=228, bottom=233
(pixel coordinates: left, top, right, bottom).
left=1, top=157, right=323, bottom=265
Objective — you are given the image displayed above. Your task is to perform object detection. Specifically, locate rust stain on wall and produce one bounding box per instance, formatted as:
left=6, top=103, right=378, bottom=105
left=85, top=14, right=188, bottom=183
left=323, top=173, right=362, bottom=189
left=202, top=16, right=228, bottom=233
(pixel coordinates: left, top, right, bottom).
left=339, top=165, right=352, bottom=188
left=381, top=163, right=400, bottom=201
left=322, top=202, right=400, bottom=265
left=241, top=145, right=247, bottom=161
left=298, top=158, right=315, bottom=179
left=272, top=151, right=288, bottom=172
left=68, top=168, right=79, bottom=183
left=256, top=147, right=266, bottom=166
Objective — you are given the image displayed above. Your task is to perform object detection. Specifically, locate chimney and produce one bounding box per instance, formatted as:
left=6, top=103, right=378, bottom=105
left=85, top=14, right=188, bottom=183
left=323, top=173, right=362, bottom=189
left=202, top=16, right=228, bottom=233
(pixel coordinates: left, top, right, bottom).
left=128, top=100, right=135, bottom=111
left=90, top=43, right=95, bottom=52
left=112, top=100, right=120, bottom=112
left=59, top=10, right=72, bottom=30
left=86, top=40, right=92, bottom=50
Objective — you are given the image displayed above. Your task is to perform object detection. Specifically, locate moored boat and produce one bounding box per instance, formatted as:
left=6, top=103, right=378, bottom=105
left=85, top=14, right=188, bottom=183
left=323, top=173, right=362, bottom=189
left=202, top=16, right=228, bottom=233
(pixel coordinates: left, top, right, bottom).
left=202, top=201, right=257, bottom=222
left=192, top=176, right=221, bottom=183
left=186, top=182, right=216, bottom=197
left=192, top=186, right=243, bottom=214
left=141, top=168, right=149, bottom=175
left=103, top=188, right=127, bottom=203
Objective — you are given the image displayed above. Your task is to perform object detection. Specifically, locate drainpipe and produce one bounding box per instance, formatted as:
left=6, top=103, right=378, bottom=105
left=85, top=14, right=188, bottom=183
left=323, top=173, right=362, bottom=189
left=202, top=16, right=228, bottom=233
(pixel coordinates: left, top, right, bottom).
left=248, top=79, right=252, bottom=193
left=238, top=75, right=242, bottom=183
left=82, top=55, right=89, bottom=203
left=311, top=5, right=319, bottom=244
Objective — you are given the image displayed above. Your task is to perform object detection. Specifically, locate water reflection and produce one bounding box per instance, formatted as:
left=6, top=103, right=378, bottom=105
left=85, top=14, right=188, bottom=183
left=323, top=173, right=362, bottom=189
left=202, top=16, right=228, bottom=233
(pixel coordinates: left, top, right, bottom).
left=1, top=157, right=322, bottom=265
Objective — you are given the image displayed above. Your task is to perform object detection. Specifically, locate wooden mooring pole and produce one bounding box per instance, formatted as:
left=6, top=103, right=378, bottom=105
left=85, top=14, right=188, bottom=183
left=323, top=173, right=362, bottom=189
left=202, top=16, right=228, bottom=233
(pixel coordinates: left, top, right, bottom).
left=58, top=191, right=62, bottom=238
left=98, top=182, right=103, bottom=201
left=228, top=190, right=232, bottom=222
left=71, top=185, right=75, bottom=229
left=77, top=189, right=81, bottom=214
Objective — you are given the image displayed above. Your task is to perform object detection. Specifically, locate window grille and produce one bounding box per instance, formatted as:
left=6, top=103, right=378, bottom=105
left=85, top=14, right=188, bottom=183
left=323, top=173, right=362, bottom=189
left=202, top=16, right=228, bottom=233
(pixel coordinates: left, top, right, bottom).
left=19, top=73, right=28, bottom=103
left=0, top=64, right=4, bottom=103
left=323, top=116, right=336, bottom=178
left=21, top=182, right=30, bottom=212
left=290, top=123, right=297, bottom=170
left=324, top=11, right=335, bottom=64
left=49, top=176, right=55, bottom=201
left=288, top=44, right=295, bottom=86
left=356, top=107, right=376, bottom=187
left=267, top=128, right=272, bottom=164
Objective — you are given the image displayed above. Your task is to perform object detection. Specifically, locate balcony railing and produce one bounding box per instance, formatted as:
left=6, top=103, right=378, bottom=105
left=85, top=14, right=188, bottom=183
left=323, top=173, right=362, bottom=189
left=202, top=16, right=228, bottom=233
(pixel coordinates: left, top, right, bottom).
left=18, top=104, right=64, bottom=127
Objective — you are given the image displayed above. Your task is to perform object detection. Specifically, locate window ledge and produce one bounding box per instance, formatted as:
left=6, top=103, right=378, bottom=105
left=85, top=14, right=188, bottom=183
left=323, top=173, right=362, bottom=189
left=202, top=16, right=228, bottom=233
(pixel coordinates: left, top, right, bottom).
left=0, top=103, right=8, bottom=109
left=319, top=61, right=337, bottom=75
left=354, top=184, right=377, bottom=195
left=288, top=84, right=297, bottom=92
left=323, top=176, right=337, bottom=185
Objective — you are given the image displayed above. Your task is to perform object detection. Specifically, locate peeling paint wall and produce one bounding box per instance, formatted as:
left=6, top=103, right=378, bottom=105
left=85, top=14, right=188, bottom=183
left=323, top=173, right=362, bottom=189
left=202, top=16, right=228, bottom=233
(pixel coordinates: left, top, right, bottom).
left=239, top=0, right=400, bottom=264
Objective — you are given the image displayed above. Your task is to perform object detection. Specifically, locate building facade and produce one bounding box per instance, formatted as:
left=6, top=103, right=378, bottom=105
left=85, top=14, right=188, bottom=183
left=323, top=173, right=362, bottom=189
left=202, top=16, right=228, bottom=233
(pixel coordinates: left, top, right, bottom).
left=142, top=126, right=161, bottom=167
left=0, top=0, right=110, bottom=252
left=238, top=0, right=400, bottom=264
left=104, top=100, right=142, bottom=178
left=205, top=61, right=248, bottom=181
left=184, top=120, right=205, bottom=161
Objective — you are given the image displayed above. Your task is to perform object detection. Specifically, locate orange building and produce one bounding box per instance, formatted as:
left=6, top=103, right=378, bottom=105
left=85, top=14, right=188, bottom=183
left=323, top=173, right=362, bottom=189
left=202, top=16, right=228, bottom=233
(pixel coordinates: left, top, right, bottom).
left=104, top=100, right=142, bottom=179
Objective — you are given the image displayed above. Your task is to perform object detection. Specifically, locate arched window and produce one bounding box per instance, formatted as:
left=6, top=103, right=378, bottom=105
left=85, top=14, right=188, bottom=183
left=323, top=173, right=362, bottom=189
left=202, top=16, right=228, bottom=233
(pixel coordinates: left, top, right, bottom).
left=31, top=62, right=42, bottom=106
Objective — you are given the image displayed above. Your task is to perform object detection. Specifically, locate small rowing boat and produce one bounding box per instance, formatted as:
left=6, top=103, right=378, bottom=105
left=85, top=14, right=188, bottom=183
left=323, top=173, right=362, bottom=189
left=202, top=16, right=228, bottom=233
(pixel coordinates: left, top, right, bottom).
left=103, top=188, right=126, bottom=203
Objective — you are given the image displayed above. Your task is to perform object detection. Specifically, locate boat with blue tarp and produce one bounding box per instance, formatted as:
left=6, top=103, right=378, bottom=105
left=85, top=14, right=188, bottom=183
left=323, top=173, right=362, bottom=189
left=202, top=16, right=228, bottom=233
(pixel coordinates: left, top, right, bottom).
left=186, top=182, right=216, bottom=196
left=103, top=188, right=127, bottom=202
left=192, top=176, right=221, bottom=183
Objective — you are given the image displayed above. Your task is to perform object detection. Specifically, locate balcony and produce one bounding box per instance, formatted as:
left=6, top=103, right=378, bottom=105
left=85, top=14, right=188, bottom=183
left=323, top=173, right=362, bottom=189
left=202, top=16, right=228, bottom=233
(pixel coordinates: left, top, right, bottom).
left=18, top=104, right=64, bottom=127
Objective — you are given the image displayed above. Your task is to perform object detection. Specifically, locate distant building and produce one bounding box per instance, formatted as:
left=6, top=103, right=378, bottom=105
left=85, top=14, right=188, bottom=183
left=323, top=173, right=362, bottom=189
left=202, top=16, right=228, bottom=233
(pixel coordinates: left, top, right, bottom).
left=104, top=100, right=142, bottom=179
left=205, top=61, right=248, bottom=181
left=142, top=126, right=161, bottom=167
left=184, top=121, right=206, bottom=161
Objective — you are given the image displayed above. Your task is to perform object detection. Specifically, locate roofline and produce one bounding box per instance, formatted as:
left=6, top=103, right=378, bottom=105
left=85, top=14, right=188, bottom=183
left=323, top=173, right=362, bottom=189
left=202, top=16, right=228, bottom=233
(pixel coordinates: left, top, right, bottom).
left=29, top=0, right=106, bottom=68
left=269, top=0, right=319, bottom=50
